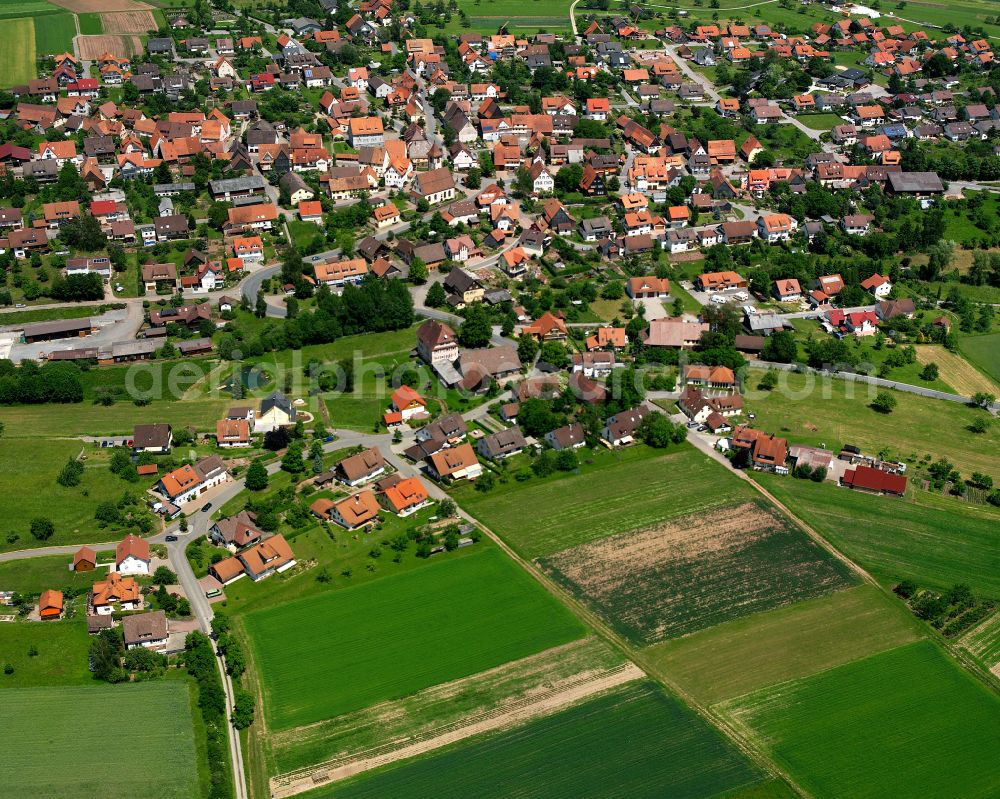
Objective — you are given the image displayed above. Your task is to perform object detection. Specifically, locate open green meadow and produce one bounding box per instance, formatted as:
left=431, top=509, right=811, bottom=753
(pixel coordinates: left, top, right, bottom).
left=0, top=18, right=36, bottom=87
left=960, top=331, right=1000, bottom=385
left=34, top=11, right=75, bottom=54
left=0, top=396, right=230, bottom=438
left=0, top=0, right=63, bottom=18
left=722, top=641, right=1000, bottom=799
left=0, top=681, right=200, bottom=799
left=0, top=553, right=110, bottom=595
left=794, top=113, right=843, bottom=131
left=453, top=445, right=756, bottom=560
left=757, top=474, right=1000, bottom=595
left=0, top=438, right=137, bottom=552
left=446, top=0, right=573, bottom=34
left=305, top=681, right=768, bottom=799
left=244, top=548, right=586, bottom=729
left=0, top=620, right=91, bottom=687
left=647, top=585, right=921, bottom=706
left=745, top=370, right=1000, bottom=475
left=540, top=499, right=855, bottom=645
left=77, top=11, right=103, bottom=34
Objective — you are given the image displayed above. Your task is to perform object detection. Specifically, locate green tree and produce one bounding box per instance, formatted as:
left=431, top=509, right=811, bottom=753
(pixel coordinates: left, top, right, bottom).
left=57, top=457, right=84, bottom=487
left=29, top=517, right=54, bottom=541
left=517, top=334, right=538, bottom=365
left=281, top=443, right=305, bottom=474
left=919, top=362, right=939, bottom=382
left=409, top=257, right=428, bottom=284
left=871, top=391, right=897, bottom=414
left=457, top=303, right=492, bottom=348
left=762, top=330, right=797, bottom=363
left=425, top=281, right=447, bottom=308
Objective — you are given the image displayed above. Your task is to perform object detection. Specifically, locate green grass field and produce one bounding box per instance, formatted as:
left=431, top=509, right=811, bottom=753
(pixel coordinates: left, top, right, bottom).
left=271, top=636, right=625, bottom=775
left=0, top=0, right=63, bottom=18
left=647, top=585, right=921, bottom=705
left=758, top=474, right=1000, bottom=596
left=0, top=17, right=36, bottom=87
left=794, top=113, right=844, bottom=131
left=745, top=370, right=1000, bottom=475
left=34, top=11, right=74, bottom=54
left=77, top=11, right=103, bottom=34
left=959, top=332, right=1000, bottom=385
left=244, top=548, right=586, bottom=729
left=0, top=620, right=92, bottom=687
left=0, top=681, right=200, bottom=798
left=453, top=445, right=756, bottom=560
left=306, top=681, right=768, bottom=799
left=540, top=499, right=855, bottom=645
left=723, top=641, right=1000, bottom=799
left=0, top=553, right=110, bottom=595
left=445, top=0, right=573, bottom=34
left=0, top=439, right=139, bottom=553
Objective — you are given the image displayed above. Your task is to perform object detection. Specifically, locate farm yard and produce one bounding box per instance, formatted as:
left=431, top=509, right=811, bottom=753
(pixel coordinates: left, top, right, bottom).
left=722, top=641, right=1000, bottom=798
left=299, top=681, right=772, bottom=799
left=647, top=585, right=921, bottom=706
left=0, top=682, right=201, bottom=799
left=540, top=500, right=856, bottom=645
left=758, top=474, right=1000, bottom=595
left=242, top=548, right=586, bottom=729
left=745, top=370, right=1000, bottom=476
left=452, top=445, right=756, bottom=560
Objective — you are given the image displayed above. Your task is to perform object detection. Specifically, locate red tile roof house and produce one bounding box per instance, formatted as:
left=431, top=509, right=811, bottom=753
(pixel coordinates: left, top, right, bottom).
left=683, top=364, right=737, bottom=391
left=627, top=276, right=671, bottom=299
left=391, top=385, right=428, bottom=421
left=379, top=476, right=432, bottom=517
left=731, top=425, right=789, bottom=474
left=772, top=278, right=802, bottom=302
left=841, top=464, right=907, bottom=496
left=336, top=447, right=386, bottom=486
left=427, top=442, right=483, bottom=482
left=116, top=533, right=150, bottom=576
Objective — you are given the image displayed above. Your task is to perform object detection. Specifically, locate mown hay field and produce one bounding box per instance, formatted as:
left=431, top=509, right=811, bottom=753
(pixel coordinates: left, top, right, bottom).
left=0, top=682, right=200, bottom=799
left=75, top=32, right=142, bottom=58
left=722, top=641, right=1000, bottom=799
left=959, top=610, right=1000, bottom=675
left=757, top=473, right=1000, bottom=595
left=302, top=681, right=770, bottom=799
left=0, top=18, right=36, bottom=87
left=647, top=584, right=921, bottom=705
left=454, top=445, right=756, bottom=560
left=244, top=548, right=586, bottom=730
left=540, top=500, right=855, bottom=645
left=101, top=9, right=157, bottom=31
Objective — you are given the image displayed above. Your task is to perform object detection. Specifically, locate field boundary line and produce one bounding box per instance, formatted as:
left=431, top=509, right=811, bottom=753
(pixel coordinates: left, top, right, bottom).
left=451, top=496, right=814, bottom=798
left=269, top=661, right=644, bottom=797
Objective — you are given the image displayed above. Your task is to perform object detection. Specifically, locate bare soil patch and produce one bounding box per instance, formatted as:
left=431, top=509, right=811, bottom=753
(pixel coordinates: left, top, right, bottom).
left=75, top=34, right=142, bottom=58
left=101, top=10, right=157, bottom=32
left=541, top=501, right=856, bottom=645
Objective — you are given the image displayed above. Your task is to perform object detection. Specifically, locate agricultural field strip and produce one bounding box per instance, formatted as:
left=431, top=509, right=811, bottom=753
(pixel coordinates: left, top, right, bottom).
left=0, top=682, right=200, bottom=799
left=647, top=584, right=922, bottom=706
left=293, top=681, right=767, bottom=799
left=913, top=345, right=999, bottom=395
left=540, top=500, right=856, bottom=645
left=243, top=548, right=587, bottom=729
left=269, top=636, right=622, bottom=771
left=271, top=657, right=643, bottom=796
left=717, top=641, right=1000, bottom=799
left=959, top=610, right=1000, bottom=676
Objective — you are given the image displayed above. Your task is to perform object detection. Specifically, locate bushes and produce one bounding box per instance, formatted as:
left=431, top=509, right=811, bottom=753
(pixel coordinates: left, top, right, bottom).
left=182, top=632, right=234, bottom=799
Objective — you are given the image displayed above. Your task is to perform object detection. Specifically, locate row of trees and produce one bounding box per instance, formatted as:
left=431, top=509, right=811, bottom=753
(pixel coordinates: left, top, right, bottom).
left=0, top=360, right=84, bottom=405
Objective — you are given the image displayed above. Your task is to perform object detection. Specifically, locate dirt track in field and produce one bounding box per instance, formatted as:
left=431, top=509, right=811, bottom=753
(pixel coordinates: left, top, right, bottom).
left=75, top=34, right=143, bottom=58
left=101, top=10, right=158, bottom=32
left=914, top=345, right=999, bottom=396
left=269, top=660, right=644, bottom=798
